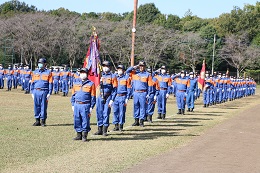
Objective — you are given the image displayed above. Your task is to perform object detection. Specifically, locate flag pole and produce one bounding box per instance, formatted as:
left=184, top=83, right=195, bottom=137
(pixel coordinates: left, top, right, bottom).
left=130, top=0, right=138, bottom=67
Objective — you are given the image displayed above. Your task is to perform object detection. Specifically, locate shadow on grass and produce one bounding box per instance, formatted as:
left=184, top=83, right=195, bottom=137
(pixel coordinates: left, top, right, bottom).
left=47, top=123, right=96, bottom=126
left=122, top=128, right=185, bottom=132
left=154, top=120, right=201, bottom=124
left=191, top=113, right=223, bottom=116
left=90, top=131, right=199, bottom=141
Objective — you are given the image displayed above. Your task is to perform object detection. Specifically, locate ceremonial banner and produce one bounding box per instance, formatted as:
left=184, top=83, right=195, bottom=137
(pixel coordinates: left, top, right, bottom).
left=198, top=59, right=206, bottom=91
left=83, top=26, right=101, bottom=96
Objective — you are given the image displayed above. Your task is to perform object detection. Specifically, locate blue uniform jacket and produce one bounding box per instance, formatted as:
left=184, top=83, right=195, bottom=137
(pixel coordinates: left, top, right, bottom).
left=71, top=79, right=96, bottom=109
left=31, top=68, right=53, bottom=95
left=116, top=74, right=131, bottom=100
left=126, top=67, right=154, bottom=95
left=100, top=72, right=117, bottom=101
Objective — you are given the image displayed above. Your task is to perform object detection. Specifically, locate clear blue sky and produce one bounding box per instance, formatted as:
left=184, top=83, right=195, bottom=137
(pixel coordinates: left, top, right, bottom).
left=1, top=0, right=259, bottom=18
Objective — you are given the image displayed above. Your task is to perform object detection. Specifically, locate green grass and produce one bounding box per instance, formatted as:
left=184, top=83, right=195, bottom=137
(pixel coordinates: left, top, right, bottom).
left=0, top=86, right=259, bottom=173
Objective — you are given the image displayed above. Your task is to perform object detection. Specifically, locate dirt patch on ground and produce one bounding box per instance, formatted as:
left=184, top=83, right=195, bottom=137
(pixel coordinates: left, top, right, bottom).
left=124, top=104, right=260, bottom=173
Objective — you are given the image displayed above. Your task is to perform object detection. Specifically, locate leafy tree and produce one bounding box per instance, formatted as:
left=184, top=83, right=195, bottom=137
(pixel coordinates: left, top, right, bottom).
left=137, top=3, right=161, bottom=24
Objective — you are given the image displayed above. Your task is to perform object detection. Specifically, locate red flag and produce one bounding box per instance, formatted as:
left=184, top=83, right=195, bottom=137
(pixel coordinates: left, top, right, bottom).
left=83, top=26, right=101, bottom=96
left=198, top=59, right=206, bottom=91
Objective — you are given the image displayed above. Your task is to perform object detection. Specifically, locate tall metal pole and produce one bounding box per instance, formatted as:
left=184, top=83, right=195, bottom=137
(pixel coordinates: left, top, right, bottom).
left=211, top=34, right=216, bottom=75
left=130, top=0, right=138, bottom=66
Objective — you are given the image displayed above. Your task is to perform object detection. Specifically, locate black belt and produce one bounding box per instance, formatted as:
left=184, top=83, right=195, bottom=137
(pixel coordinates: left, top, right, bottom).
left=135, top=90, right=147, bottom=93
left=160, top=88, right=167, bottom=90
left=117, top=93, right=126, bottom=96
left=35, top=88, right=48, bottom=91
left=76, top=101, right=90, bottom=104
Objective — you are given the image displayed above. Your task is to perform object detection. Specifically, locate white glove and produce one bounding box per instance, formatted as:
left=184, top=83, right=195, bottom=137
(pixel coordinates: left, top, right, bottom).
left=194, top=92, right=197, bottom=97
left=46, top=94, right=50, bottom=100
left=166, top=94, right=169, bottom=99
left=29, top=80, right=31, bottom=83
left=217, top=89, right=219, bottom=92
left=31, top=94, right=34, bottom=100
left=90, top=107, right=93, bottom=113
left=125, top=99, right=128, bottom=105
left=222, top=89, right=224, bottom=93
left=68, top=81, right=70, bottom=84
left=23, top=79, right=25, bottom=82
left=185, top=93, right=188, bottom=97
left=146, top=95, right=149, bottom=99
left=108, top=100, right=113, bottom=107
left=72, top=106, right=74, bottom=112
left=59, top=80, right=61, bottom=83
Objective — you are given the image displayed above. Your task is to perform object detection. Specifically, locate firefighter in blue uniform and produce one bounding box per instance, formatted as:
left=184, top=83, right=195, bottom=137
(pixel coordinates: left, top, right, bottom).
left=126, top=61, right=154, bottom=127
left=187, top=72, right=197, bottom=112
left=145, top=68, right=159, bottom=122
left=112, top=65, right=131, bottom=131
left=13, top=64, right=19, bottom=89
left=23, top=64, right=32, bottom=94
left=71, top=68, right=96, bottom=142
left=155, top=66, right=171, bottom=119
left=203, top=71, right=213, bottom=107
left=94, top=61, right=117, bottom=136
left=52, top=67, right=61, bottom=94
left=31, top=58, right=53, bottom=127
left=0, top=64, right=5, bottom=89
left=173, top=70, right=190, bottom=114
left=60, top=65, right=71, bottom=96
left=72, top=68, right=81, bottom=84
left=5, top=65, right=14, bottom=91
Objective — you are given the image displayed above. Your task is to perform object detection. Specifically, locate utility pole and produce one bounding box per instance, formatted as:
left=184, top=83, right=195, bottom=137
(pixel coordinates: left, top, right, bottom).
left=211, top=34, right=216, bottom=75
left=130, top=0, right=138, bottom=66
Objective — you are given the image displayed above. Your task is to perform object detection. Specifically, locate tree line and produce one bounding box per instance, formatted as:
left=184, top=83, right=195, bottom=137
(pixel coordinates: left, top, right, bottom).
left=0, top=0, right=259, bottom=77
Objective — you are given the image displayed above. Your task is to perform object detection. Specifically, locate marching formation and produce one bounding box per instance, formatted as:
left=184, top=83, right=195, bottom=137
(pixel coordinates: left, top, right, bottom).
left=0, top=58, right=257, bottom=142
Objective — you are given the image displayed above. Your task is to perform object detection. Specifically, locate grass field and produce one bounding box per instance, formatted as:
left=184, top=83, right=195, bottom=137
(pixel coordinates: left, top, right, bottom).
left=0, top=86, right=259, bottom=173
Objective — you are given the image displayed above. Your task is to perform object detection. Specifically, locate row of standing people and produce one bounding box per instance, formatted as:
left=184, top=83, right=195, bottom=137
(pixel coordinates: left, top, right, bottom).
left=5, top=59, right=256, bottom=142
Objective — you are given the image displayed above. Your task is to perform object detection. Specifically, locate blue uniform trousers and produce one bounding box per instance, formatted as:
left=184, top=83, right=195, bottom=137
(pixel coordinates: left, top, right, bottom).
left=53, top=79, right=59, bottom=93
left=187, top=91, right=195, bottom=109
left=96, top=95, right=111, bottom=127
left=176, top=91, right=186, bottom=109
left=214, top=88, right=218, bottom=103
left=24, top=79, right=30, bottom=91
left=203, top=89, right=210, bottom=104
left=13, top=76, right=18, bottom=88
left=218, top=89, right=223, bottom=102
left=146, top=93, right=156, bottom=116
left=62, top=80, right=69, bottom=94
left=0, top=76, right=4, bottom=88
left=209, top=89, right=213, bottom=104
left=74, top=103, right=91, bottom=132
left=157, top=90, right=167, bottom=114
left=7, top=77, right=12, bottom=89
left=113, top=95, right=126, bottom=125
left=33, top=90, right=48, bottom=120
left=133, top=91, right=147, bottom=120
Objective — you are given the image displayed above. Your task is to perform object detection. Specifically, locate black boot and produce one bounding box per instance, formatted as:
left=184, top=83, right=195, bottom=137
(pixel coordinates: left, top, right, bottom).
left=204, top=104, right=206, bottom=107
left=94, top=126, right=103, bottom=135
left=113, top=124, right=119, bottom=131
left=73, top=132, right=82, bottom=140
left=139, top=119, right=145, bottom=127
left=63, top=92, right=65, bottom=96
left=119, top=124, right=124, bottom=131
left=187, top=108, right=190, bottom=112
left=206, top=104, right=209, bottom=107
left=182, top=109, right=185, bottom=115
left=148, top=115, right=153, bottom=123
left=157, top=113, right=162, bottom=119
left=191, top=108, right=194, bottom=112
left=41, top=119, right=46, bottom=127
left=103, top=126, right=108, bottom=136
left=82, top=132, right=88, bottom=142
left=144, top=116, right=148, bottom=121
left=132, top=118, right=139, bottom=126
left=33, top=118, right=41, bottom=126
left=177, top=109, right=181, bottom=114
left=162, top=114, right=166, bottom=120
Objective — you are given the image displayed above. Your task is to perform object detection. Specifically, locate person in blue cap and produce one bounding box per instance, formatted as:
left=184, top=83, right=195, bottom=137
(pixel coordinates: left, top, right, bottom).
left=30, top=58, right=53, bottom=127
